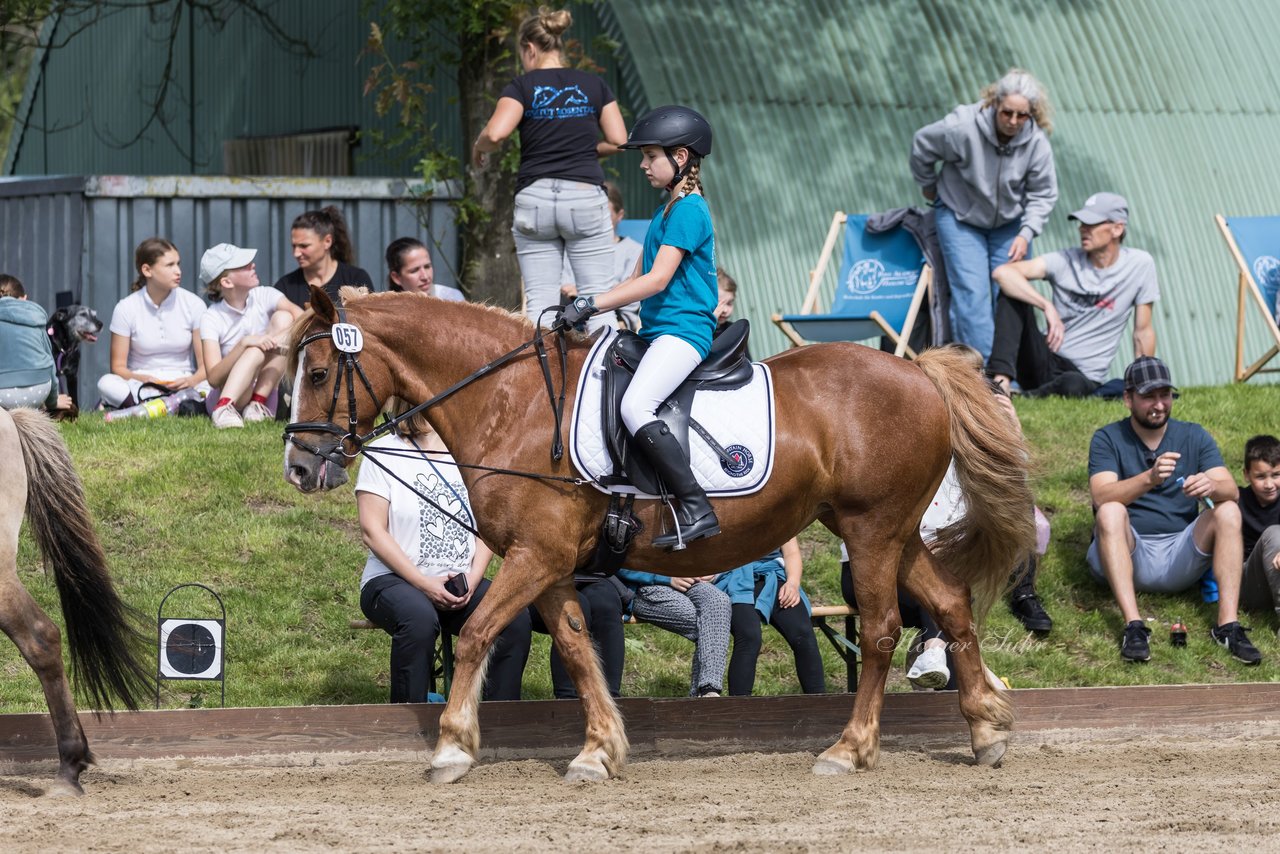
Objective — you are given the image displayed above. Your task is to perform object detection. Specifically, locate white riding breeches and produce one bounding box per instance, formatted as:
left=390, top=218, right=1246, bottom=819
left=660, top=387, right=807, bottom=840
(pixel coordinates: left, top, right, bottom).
left=620, top=334, right=703, bottom=435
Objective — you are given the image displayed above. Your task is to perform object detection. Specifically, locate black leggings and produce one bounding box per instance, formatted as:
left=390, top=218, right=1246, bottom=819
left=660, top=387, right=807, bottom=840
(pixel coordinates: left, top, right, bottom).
left=726, top=580, right=825, bottom=696
left=840, top=560, right=955, bottom=689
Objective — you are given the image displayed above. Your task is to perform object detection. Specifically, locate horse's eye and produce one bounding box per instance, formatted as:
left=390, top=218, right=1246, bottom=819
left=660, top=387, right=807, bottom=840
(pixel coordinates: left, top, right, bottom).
left=309, top=368, right=328, bottom=385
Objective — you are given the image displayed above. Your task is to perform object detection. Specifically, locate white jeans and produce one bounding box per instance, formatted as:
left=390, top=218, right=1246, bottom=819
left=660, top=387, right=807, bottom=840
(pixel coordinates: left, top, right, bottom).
left=620, top=335, right=703, bottom=435
left=513, top=178, right=615, bottom=333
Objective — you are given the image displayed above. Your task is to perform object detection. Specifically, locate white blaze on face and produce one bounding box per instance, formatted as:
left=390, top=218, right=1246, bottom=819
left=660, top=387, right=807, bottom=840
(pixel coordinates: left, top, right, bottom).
left=284, top=357, right=307, bottom=478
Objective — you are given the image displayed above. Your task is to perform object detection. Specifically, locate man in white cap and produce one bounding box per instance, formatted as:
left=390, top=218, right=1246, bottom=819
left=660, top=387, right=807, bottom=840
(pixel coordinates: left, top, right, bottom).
left=988, top=192, right=1158, bottom=396
left=198, top=242, right=301, bottom=428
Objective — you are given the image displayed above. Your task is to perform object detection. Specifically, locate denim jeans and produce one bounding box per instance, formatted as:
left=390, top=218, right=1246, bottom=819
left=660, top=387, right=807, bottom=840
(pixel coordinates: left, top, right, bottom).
left=513, top=178, right=615, bottom=333
left=934, top=205, right=1026, bottom=360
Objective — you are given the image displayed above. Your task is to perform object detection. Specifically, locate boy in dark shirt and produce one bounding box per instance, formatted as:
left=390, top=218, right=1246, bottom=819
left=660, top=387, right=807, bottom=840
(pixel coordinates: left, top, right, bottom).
left=1239, top=435, right=1280, bottom=630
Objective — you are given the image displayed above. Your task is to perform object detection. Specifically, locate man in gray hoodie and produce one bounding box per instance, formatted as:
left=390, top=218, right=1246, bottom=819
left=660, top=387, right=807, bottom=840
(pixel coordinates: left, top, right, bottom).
left=910, top=69, right=1058, bottom=359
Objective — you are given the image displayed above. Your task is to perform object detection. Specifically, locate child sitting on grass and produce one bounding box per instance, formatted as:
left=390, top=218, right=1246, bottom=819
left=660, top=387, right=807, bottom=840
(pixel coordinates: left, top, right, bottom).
left=1239, top=434, right=1280, bottom=633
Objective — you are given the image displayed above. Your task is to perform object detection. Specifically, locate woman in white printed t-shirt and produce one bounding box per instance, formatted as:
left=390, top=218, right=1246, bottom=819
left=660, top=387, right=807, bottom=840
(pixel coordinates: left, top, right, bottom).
left=198, top=243, right=303, bottom=429
left=356, top=406, right=532, bottom=703
left=98, top=237, right=209, bottom=409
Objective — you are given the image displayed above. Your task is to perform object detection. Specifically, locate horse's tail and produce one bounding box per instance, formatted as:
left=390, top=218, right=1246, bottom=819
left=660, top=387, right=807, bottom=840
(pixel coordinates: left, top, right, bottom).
left=10, top=409, right=152, bottom=711
left=914, top=349, right=1036, bottom=623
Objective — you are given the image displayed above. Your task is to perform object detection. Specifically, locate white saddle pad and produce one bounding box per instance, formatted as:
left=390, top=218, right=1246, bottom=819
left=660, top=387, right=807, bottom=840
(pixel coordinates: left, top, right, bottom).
left=569, top=328, right=776, bottom=497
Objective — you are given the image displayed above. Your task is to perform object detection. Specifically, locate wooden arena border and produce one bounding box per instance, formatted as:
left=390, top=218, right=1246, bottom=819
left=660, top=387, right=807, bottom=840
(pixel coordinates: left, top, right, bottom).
left=2, top=683, right=1278, bottom=765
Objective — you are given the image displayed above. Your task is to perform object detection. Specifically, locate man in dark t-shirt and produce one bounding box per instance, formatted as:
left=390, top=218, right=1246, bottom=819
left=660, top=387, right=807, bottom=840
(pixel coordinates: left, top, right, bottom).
left=1087, top=356, right=1261, bottom=665
left=276, top=261, right=375, bottom=311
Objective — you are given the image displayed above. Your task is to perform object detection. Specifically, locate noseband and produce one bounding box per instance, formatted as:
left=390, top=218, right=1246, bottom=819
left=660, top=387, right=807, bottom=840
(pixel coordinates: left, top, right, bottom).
left=282, top=307, right=381, bottom=465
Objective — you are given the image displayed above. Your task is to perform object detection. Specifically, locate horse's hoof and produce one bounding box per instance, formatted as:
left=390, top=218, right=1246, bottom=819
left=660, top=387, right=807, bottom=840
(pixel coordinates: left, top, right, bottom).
left=429, top=744, right=473, bottom=784
left=564, top=760, right=610, bottom=783
left=975, top=740, right=1007, bottom=767
left=811, top=756, right=853, bottom=776
left=45, top=779, right=84, bottom=798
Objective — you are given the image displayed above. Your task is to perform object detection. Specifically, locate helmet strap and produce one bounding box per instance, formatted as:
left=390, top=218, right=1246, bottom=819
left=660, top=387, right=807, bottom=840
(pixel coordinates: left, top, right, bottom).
left=663, top=147, right=697, bottom=193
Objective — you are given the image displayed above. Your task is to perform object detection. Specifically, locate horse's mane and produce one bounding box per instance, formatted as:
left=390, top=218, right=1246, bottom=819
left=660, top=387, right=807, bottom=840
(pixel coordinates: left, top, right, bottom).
left=286, top=288, right=596, bottom=376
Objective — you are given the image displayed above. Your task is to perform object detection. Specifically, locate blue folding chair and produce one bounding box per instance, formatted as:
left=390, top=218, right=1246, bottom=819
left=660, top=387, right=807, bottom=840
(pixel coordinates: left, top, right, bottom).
left=1215, top=214, right=1280, bottom=382
left=615, top=219, right=648, bottom=245
left=773, top=212, right=932, bottom=357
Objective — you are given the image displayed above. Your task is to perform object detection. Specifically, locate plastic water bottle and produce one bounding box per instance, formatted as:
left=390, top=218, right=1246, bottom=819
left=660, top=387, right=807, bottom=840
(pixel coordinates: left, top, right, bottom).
left=104, top=387, right=207, bottom=422
left=1199, top=569, right=1219, bottom=604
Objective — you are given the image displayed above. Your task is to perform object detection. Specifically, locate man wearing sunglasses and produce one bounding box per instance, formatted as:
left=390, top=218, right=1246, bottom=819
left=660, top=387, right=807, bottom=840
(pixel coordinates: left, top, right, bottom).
left=1087, top=356, right=1261, bottom=665
left=987, top=192, right=1159, bottom=396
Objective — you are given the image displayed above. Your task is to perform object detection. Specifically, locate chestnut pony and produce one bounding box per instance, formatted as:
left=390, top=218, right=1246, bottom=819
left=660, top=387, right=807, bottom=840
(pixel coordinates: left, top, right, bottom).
left=284, top=287, right=1034, bottom=783
left=0, top=407, right=151, bottom=794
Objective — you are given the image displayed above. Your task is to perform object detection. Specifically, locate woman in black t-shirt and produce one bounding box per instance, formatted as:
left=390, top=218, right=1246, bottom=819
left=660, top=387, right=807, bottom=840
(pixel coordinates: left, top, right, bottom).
left=472, top=6, right=627, bottom=332
left=275, top=205, right=374, bottom=309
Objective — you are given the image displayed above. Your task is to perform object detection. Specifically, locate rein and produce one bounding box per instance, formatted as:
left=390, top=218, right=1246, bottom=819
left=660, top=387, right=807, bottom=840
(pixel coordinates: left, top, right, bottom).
left=283, top=307, right=593, bottom=530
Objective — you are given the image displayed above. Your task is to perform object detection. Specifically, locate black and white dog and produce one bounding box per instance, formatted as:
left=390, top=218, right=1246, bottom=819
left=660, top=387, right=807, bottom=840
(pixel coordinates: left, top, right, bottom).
left=47, top=304, right=103, bottom=417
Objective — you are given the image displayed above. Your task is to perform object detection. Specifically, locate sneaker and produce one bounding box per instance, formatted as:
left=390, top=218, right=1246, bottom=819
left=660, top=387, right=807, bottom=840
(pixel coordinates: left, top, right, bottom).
left=211, top=403, right=244, bottom=429
left=1120, top=620, right=1151, bottom=662
left=242, top=400, right=272, bottom=423
left=906, top=645, right=950, bottom=690
left=1209, top=622, right=1262, bottom=665
left=1009, top=593, right=1053, bottom=635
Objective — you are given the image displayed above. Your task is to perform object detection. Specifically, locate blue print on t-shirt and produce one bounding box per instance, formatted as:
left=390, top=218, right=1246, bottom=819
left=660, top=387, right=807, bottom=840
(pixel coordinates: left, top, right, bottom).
left=527, top=85, right=596, bottom=119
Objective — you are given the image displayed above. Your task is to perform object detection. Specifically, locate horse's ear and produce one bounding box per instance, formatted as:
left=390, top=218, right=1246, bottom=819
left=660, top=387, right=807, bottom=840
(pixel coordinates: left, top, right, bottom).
left=310, top=285, right=338, bottom=324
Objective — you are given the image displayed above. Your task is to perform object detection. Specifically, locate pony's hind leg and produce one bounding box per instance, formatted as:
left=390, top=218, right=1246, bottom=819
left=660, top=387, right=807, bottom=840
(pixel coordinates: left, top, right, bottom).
left=534, top=577, right=628, bottom=782
left=814, top=533, right=903, bottom=775
left=0, top=559, right=92, bottom=795
left=900, top=547, right=1015, bottom=766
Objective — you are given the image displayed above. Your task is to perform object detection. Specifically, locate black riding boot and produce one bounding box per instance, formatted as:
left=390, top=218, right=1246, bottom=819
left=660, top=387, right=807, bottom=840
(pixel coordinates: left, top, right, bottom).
left=1008, top=555, right=1052, bottom=635
left=633, top=420, right=720, bottom=550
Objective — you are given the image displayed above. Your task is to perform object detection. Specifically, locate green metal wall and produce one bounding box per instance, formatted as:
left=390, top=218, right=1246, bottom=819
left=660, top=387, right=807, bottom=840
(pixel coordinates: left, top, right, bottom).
left=608, top=0, right=1280, bottom=385
left=5, top=1, right=653, bottom=204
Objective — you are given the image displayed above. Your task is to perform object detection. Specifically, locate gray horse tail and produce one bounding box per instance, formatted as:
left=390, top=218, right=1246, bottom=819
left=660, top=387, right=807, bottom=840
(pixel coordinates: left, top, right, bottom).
left=10, top=409, right=152, bottom=711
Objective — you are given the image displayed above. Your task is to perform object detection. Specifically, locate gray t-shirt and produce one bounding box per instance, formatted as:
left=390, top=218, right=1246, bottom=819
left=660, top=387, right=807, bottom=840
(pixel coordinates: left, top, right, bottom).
left=1043, top=246, right=1159, bottom=381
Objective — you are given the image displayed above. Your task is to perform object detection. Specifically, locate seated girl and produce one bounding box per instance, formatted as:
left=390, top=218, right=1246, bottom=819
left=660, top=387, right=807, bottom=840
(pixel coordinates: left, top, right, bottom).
left=386, top=237, right=465, bottom=301
left=198, top=243, right=302, bottom=429
left=356, top=406, right=532, bottom=703
left=98, top=238, right=208, bottom=409
left=714, top=537, right=825, bottom=696
left=615, top=569, right=730, bottom=697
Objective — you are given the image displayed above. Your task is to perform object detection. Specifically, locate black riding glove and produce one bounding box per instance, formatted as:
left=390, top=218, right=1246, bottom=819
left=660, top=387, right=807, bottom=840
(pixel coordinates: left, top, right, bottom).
left=557, top=295, right=598, bottom=329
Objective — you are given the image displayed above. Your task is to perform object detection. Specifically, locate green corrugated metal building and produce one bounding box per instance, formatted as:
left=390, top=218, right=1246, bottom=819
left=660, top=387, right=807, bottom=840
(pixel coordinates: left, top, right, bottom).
left=9, top=0, right=1280, bottom=386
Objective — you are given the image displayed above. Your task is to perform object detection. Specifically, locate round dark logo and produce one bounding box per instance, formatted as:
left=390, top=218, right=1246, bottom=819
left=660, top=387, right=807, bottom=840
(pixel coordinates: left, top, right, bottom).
left=721, top=444, right=755, bottom=477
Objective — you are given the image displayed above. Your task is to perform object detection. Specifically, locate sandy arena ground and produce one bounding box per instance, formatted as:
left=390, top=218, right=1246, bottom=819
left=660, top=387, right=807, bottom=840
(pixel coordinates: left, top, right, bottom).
left=1, top=721, right=1277, bottom=852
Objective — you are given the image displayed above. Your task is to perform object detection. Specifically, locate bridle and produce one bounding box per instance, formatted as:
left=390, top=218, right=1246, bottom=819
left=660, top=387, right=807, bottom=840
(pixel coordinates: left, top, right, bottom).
left=282, top=304, right=580, bottom=475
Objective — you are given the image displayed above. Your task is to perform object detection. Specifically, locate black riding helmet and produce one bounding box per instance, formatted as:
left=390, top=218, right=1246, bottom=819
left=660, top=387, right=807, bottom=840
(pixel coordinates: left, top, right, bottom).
left=621, top=105, right=712, bottom=191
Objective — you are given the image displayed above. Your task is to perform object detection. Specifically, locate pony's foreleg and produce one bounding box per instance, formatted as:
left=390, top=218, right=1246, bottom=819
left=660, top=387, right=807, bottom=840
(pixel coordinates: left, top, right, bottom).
left=900, top=547, right=1015, bottom=767
left=429, top=551, right=540, bottom=784
left=0, top=561, right=91, bottom=796
left=534, top=578, right=628, bottom=782
left=815, top=539, right=902, bottom=775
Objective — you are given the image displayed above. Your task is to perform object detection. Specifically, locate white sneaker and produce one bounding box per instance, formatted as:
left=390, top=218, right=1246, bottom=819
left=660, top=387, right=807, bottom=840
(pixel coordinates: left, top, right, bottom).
left=211, top=403, right=244, bottom=429
left=241, top=400, right=272, bottom=423
left=907, top=646, right=950, bottom=690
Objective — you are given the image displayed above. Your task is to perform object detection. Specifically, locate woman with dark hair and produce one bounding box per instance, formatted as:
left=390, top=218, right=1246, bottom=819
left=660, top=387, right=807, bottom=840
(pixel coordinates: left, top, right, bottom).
left=385, top=237, right=464, bottom=301
left=472, top=5, right=627, bottom=331
left=275, top=206, right=374, bottom=309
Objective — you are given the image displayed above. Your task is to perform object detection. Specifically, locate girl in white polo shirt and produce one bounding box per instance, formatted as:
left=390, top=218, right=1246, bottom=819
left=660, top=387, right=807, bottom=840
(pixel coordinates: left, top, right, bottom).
left=198, top=243, right=303, bottom=429
left=98, top=237, right=208, bottom=409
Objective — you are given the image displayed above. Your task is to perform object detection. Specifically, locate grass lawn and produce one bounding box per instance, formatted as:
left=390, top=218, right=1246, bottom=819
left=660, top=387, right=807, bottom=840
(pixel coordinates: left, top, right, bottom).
left=3, top=380, right=1279, bottom=713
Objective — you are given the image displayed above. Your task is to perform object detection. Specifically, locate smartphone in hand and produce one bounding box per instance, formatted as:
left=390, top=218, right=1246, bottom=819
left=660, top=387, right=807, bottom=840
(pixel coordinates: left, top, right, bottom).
left=443, top=573, right=469, bottom=598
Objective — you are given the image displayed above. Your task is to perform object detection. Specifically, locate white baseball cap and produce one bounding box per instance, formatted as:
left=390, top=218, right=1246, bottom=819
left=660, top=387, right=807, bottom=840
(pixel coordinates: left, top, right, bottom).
left=199, top=243, right=258, bottom=284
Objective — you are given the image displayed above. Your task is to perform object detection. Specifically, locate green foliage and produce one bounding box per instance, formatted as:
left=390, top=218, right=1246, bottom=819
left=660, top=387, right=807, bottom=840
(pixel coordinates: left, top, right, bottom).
left=2, top=384, right=1278, bottom=714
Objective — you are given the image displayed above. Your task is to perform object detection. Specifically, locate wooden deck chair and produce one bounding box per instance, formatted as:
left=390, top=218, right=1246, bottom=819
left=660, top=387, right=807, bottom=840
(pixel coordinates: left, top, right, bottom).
left=1215, top=214, right=1280, bottom=382
left=772, top=212, right=932, bottom=357
left=615, top=218, right=648, bottom=244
